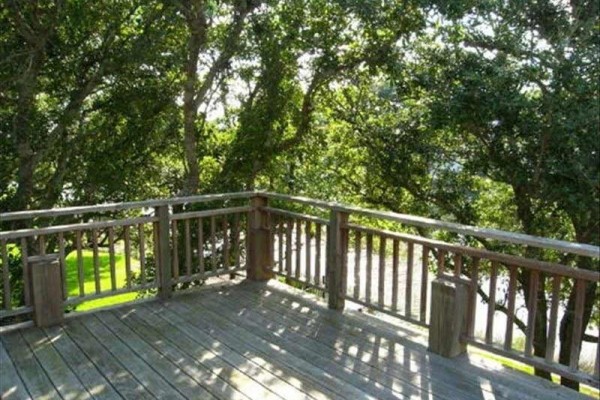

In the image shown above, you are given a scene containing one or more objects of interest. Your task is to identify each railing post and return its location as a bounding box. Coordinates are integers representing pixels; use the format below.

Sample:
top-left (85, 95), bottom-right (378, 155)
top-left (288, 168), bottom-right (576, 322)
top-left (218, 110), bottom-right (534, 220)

top-left (326, 208), bottom-right (349, 310)
top-left (156, 205), bottom-right (172, 299)
top-left (428, 276), bottom-right (469, 357)
top-left (29, 254), bottom-right (63, 327)
top-left (247, 195), bottom-right (274, 281)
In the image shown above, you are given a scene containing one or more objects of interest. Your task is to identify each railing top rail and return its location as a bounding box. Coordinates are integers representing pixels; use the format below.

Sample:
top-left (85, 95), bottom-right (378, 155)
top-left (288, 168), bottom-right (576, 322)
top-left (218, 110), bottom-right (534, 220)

top-left (0, 191), bottom-right (256, 222)
top-left (261, 192), bottom-right (600, 258)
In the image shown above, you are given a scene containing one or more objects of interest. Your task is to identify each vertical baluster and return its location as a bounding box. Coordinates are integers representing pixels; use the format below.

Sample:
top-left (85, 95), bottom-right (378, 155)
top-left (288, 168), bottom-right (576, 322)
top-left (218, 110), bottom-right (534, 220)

top-left (353, 231), bottom-right (362, 299)
top-left (1, 240), bottom-right (10, 310)
top-left (210, 216), bottom-right (217, 272)
top-left (524, 270), bottom-right (539, 357)
top-left (378, 236), bottom-right (386, 308)
top-left (392, 239), bottom-right (399, 312)
top-left (504, 265), bottom-right (517, 351)
top-left (546, 275), bottom-right (562, 362)
top-left (276, 216), bottom-right (283, 273)
top-left (234, 214), bottom-right (241, 269)
top-left (38, 235), bottom-right (46, 255)
top-left (153, 222), bottom-right (160, 285)
top-left (468, 257), bottom-right (479, 339)
top-left (109, 227), bottom-right (116, 291)
top-left (223, 217), bottom-right (230, 271)
top-left (124, 226), bottom-right (132, 288)
top-left (138, 224), bottom-right (146, 286)
top-left (76, 231), bottom-right (84, 296)
top-left (58, 233), bottom-right (67, 299)
top-left (285, 219), bottom-right (292, 278)
top-left (295, 219), bottom-right (301, 279)
top-left (437, 249), bottom-right (446, 276)
top-left (486, 261), bottom-right (498, 344)
top-left (20, 238), bottom-right (31, 306)
top-left (570, 279), bottom-right (586, 369)
top-left (594, 341), bottom-right (599, 380)
top-left (366, 233), bottom-right (373, 304)
top-left (172, 220), bottom-right (179, 280)
top-left (314, 224), bottom-right (322, 286)
top-left (406, 242), bottom-right (414, 318)
top-left (454, 253), bottom-right (462, 276)
top-left (185, 219), bottom-right (192, 276)
top-left (92, 229), bottom-right (101, 293)
top-left (197, 217), bottom-right (205, 277)
top-left (305, 221), bottom-right (312, 284)
top-left (420, 246), bottom-right (429, 323)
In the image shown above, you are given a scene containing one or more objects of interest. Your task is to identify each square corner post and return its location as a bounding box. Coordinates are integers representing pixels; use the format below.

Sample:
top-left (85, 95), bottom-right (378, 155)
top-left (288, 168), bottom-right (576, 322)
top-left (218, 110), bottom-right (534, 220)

top-left (428, 276), bottom-right (470, 358)
top-left (326, 208), bottom-right (349, 311)
top-left (29, 254), bottom-right (64, 327)
top-left (155, 205), bottom-right (173, 300)
top-left (246, 195), bottom-right (274, 281)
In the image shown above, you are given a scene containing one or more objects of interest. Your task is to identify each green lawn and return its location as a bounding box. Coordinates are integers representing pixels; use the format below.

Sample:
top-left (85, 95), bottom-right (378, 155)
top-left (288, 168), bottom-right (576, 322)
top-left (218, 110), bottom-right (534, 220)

top-left (64, 249), bottom-right (141, 311)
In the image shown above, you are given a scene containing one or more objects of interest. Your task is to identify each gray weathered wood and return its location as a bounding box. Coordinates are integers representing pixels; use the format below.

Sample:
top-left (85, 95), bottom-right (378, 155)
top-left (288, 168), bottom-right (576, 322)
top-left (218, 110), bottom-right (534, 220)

top-left (1, 240), bottom-right (10, 310)
top-left (504, 265), bottom-right (517, 351)
top-left (138, 223), bottom-right (146, 285)
top-left (0, 336), bottom-right (30, 399)
top-left (420, 246), bottom-right (429, 323)
top-left (428, 278), bottom-right (468, 358)
top-left (156, 205), bottom-right (172, 299)
top-left (365, 233), bottom-right (373, 304)
top-left (326, 210), bottom-right (349, 310)
top-left (295, 219), bottom-right (301, 280)
top-left (93, 230), bottom-right (101, 293)
top-left (247, 195), bottom-right (273, 281)
top-left (486, 261), bottom-right (498, 345)
top-left (406, 242), bottom-right (413, 317)
top-left (109, 227), bottom-right (117, 291)
top-left (124, 226), bottom-right (132, 288)
top-left (30, 255), bottom-right (63, 327)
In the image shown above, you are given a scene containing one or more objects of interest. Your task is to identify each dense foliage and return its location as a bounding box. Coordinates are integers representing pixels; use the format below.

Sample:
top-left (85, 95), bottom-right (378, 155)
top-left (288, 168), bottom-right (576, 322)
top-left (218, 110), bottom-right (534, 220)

top-left (1, 0), bottom-right (598, 390)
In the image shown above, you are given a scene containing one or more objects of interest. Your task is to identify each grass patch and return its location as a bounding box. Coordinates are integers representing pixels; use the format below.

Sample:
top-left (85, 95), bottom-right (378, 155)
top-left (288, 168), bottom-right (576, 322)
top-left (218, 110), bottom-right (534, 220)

top-left (65, 249), bottom-right (141, 311)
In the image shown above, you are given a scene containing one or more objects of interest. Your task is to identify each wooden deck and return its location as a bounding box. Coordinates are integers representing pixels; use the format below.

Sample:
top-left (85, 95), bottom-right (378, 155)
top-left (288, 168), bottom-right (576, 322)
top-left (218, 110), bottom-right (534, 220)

top-left (0, 279), bottom-right (589, 400)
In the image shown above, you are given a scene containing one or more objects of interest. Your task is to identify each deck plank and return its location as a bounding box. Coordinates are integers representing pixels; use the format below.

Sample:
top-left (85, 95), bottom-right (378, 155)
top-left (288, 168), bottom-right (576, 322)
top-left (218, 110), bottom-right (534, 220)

top-left (1, 331), bottom-right (61, 400)
top-left (64, 318), bottom-right (155, 400)
top-left (124, 305), bottom-right (313, 400)
top-left (43, 325), bottom-right (121, 400)
top-left (20, 327), bottom-right (91, 400)
top-left (98, 309), bottom-right (256, 400)
top-left (166, 300), bottom-right (373, 400)
top-left (0, 337), bottom-right (31, 400)
top-left (144, 302), bottom-right (342, 400)
top-left (81, 313), bottom-right (208, 400)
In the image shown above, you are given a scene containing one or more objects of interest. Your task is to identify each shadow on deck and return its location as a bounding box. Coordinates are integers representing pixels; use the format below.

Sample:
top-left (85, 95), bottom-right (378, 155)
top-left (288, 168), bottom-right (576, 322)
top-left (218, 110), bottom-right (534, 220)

top-left (0, 278), bottom-right (588, 400)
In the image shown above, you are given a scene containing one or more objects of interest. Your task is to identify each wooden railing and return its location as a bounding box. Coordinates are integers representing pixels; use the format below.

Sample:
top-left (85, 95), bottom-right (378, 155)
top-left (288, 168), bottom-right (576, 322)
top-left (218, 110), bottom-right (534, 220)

top-left (1, 191), bottom-right (598, 388)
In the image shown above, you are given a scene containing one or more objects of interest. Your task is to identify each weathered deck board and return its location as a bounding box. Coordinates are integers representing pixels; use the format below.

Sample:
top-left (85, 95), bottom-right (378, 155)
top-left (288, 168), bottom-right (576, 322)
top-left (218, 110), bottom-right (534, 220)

top-left (0, 279), bottom-right (591, 400)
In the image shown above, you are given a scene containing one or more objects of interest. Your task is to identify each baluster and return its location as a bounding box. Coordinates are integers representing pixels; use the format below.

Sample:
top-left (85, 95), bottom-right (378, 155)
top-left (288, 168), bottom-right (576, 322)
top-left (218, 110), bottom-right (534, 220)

top-left (420, 246), bottom-right (429, 323)
top-left (124, 226), bottom-right (132, 288)
top-left (210, 216), bottom-right (217, 271)
top-left (233, 214), bottom-right (241, 270)
top-left (545, 275), bottom-right (562, 362)
top-left (486, 261), bottom-right (498, 344)
top-left (378, 236), bottom-right (386, 308)
top-left (454, 253), bottom-right (462, 276)
top-left (223, 217), bottom-right (230, 271)
top-left (197, 217), bottom-right (205, 277)
top-left (277, 216), bottom-right (283, 273)
top-left (76, 231), bottom-right (84, 296)
top-left (92, 229), bottom-right (101, 293)
top-left (20, 238), bottom-right (31, 305)
top-left (109, 227), bottom-right (116, 291)
top-left (406, 242), bottom-right (414, 317)
top-left (504, 265), bottom-right (517, 351)
top-left (285, 219), bottom-right (292, 278)
top-left (366, 233), bottom-right (373, 304)
top-left (185, 219), bottom-right (192, 276)
top-left (468, 257), bottom-right (479, 339)
top-left (437, 250), bottom-right (446, 276)
top-left (570, 279), bottom-right (586, 369)
top-left (392, 239), bottom-right (399, 312)
top-left (354, 231), bottom-right (362, 299)
top-left (58, 233), bottom-right (67, 300)
top-left (305, 221), bottom-right (311, 284)
top-left (139, 224), bottom-right (146, 285)
top-left (172, 220), bottom-right (179, 280)
top-left (295, 219), bottom-right (302, 279)
top-left (524, 270), bottom-right (539, 357)
top-left (314, 224), bottom-right (322, 286)
top-left (1, 240), bottom-right (10, 310)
